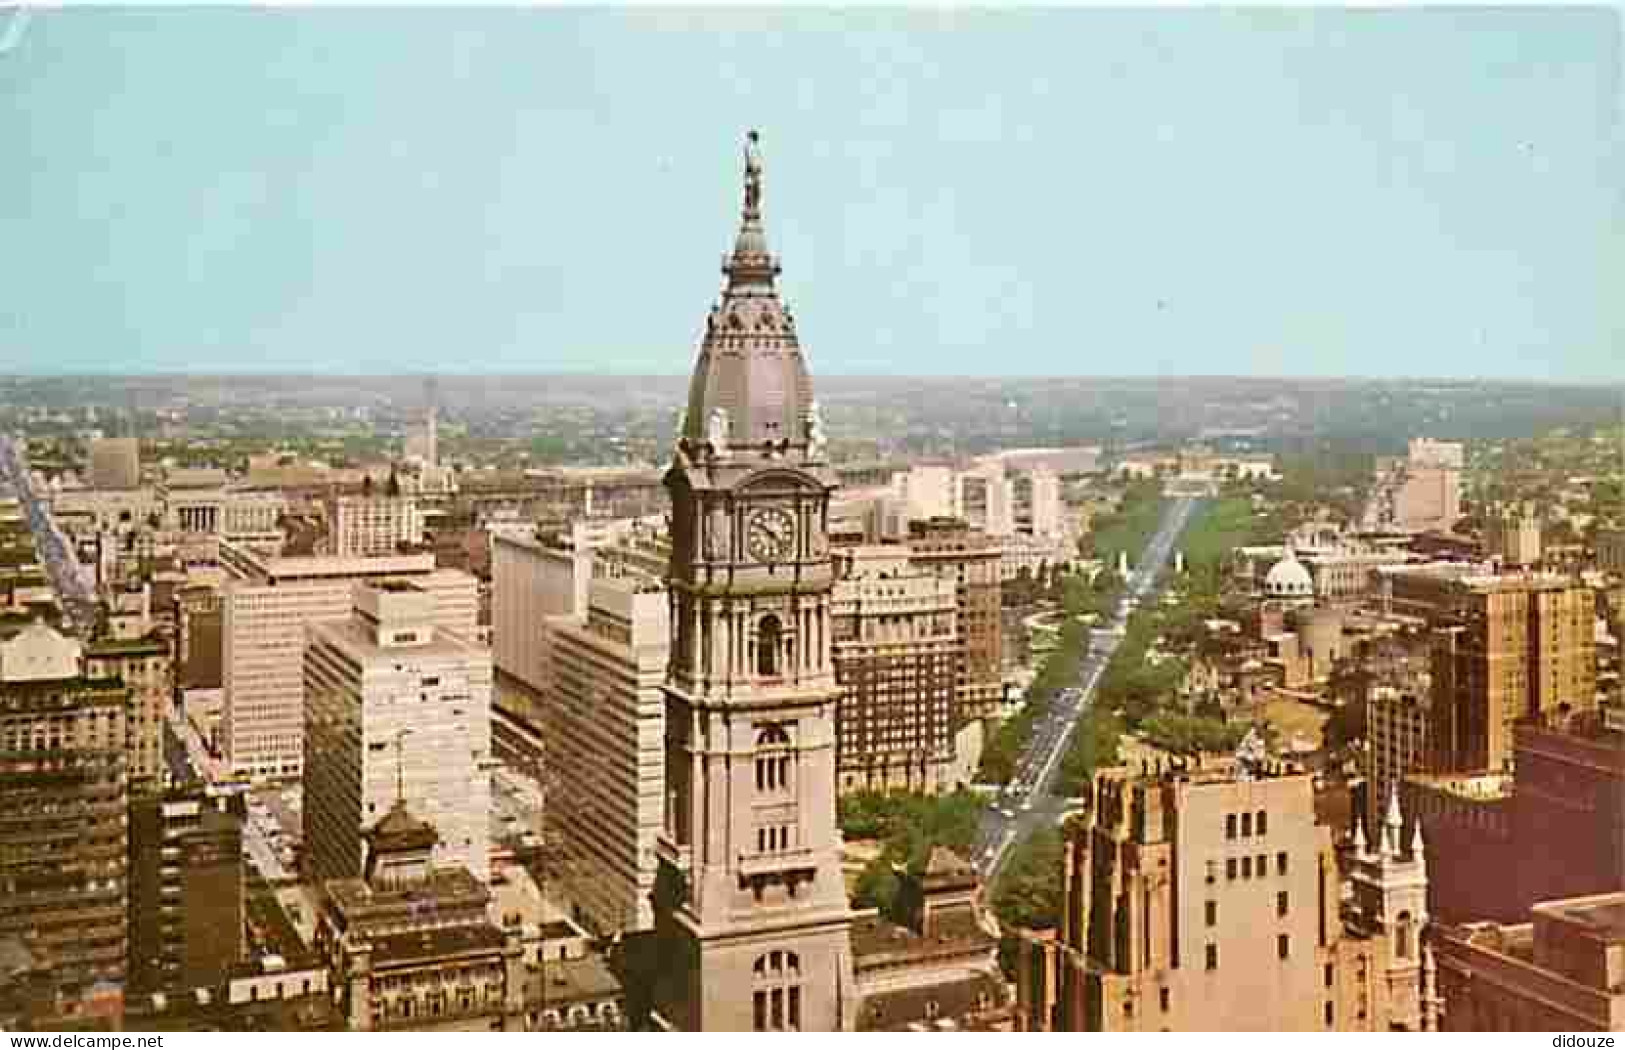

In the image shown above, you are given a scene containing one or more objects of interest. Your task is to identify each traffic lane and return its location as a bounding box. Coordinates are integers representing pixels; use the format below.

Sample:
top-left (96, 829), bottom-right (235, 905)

top-left (972, 497), bottom-right (1198, 872)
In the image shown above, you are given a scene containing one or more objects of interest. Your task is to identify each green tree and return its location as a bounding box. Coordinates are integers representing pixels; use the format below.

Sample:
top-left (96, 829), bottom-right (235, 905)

top-left (852, 855), bottom-right (902, 916)
top-left (991, 828), bottom-right (1065, 931)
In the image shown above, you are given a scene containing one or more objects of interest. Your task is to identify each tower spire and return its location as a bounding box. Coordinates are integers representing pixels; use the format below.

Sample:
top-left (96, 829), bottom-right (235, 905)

top-left (724, 129), bottom-right (780, 290)
top-left (1383, 780), bottom-right (1404, 858)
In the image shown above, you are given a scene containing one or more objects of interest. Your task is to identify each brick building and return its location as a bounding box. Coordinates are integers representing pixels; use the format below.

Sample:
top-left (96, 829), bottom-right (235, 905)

top-left (831, 546), bottom-right (960, 794)
top-left (1432, 892), bottom-right (1625, 1031)
top-left (1407, 708), bottom-right (1625, 924)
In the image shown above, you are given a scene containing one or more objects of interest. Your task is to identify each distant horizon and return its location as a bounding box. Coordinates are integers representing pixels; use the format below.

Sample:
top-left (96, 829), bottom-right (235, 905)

top-left (3, 370), bottom-right (1621, 388)
top-left (4, 8), bottom-right (1621, 380)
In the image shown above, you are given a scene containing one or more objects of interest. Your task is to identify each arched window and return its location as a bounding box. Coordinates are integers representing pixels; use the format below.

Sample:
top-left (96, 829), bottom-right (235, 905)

top-left (755, 724), bottom-right (792, 794)
top-left (752, 951), bottom-right (803, 1031)
top-left (1395, 911), bottom-right (1414, 960)
top-left (757, 615), bottom-right (782, 677)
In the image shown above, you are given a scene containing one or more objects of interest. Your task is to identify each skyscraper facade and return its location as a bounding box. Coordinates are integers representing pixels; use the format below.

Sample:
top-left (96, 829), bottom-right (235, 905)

top-left (1429, 576), bottom-right (1596, 773)
top-left (0, 623), bottom-right (130, 1025)
top-left (303, 579), bottom-right (494, 884)
top-left (1016, 760), bottom-right (1438, 1032)
top-left (220, 545), bottom-right (476, 779)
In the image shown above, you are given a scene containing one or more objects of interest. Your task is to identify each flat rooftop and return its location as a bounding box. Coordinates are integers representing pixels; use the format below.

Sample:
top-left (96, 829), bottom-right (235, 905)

top-left (1547, 897), bottom-right (1625, 939)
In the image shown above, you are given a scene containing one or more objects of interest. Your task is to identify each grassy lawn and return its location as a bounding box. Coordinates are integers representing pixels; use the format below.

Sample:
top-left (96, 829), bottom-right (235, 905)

top-left (1082, 481), bottom-right (1165, 566)
top-left (1180, 495), bottom-right (1264, 570)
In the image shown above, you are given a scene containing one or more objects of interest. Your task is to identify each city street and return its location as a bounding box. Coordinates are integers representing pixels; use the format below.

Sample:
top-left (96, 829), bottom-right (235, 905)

top-left (0, 433), bottom-right (99, 634)
top-left (972, 495), bottom-right (1200, 881)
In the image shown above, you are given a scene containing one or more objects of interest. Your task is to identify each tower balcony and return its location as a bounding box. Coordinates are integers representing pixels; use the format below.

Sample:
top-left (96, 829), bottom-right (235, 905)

top-left (737, 847), bottom-right (817, 878)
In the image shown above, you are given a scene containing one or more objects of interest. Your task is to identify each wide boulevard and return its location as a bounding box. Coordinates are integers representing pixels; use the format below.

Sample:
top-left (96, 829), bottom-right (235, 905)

top-left (972, 495), bottom-right (1200, 880)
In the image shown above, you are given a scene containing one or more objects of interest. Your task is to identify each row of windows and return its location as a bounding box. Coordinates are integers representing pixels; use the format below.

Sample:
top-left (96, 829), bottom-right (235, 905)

top-left (756, 825), bottom-right (795, 854)
top-left (1225, 810), bottom-right (1268, 839)
top-left (752, 985), bottom-right (801, 1031)
top-left (1203, 892), bottom-right (1289, 928)
top-left (1210, 850), bottom-right (1288, 882)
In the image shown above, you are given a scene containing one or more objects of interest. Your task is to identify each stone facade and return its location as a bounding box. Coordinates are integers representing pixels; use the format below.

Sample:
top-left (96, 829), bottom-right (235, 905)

top-left (651, 133), bottom-right (855, 1032)
top-left (1016, 761), bottom-right (1438, 1032)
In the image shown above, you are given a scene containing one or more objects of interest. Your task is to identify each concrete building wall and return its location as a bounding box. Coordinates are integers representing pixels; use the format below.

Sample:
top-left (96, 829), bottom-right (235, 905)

top-left (544, 571), bottom-right (668, 934)
top-left (303, 584), bottom-right (493, 884)
top-left (1395, 467), bottom-right (1461, 532)
top-left (223, 563), bottom-right (477, 779)
top-left (329, 497), bottom-right (422, 558)
top-left (895, 466), bottom-right (958, 522)
top-left (89, 437), bottom-right (140, 490)
top-left (491, 531), bottom-right (585, 695)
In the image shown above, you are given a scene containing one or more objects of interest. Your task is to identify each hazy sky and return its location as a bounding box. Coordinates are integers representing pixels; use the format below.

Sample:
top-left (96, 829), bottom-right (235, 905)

top-left (3, 6), bottom-right (1621, 380)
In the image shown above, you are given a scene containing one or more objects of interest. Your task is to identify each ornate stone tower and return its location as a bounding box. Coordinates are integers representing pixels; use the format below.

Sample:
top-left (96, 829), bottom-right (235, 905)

top-left (651, 131), bottom-right (855, 1032)
top-left (1349, 786), bottom-right (1438, 1031)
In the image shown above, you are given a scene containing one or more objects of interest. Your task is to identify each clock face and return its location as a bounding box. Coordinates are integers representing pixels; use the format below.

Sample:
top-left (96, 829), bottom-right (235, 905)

top-left (746, 507), bottom-right (796, 563)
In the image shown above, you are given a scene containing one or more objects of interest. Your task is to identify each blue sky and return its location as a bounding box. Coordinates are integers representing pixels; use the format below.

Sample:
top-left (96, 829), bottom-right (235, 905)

top-left (2, 6), bottom-right (1620, 380)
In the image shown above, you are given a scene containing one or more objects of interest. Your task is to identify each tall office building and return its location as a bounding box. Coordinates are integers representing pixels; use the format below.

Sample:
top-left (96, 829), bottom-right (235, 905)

top-left (1366, 682), bottom-right (1432, 833)
top-left (85, 635), bottom-right (170, 791)
top-left (325, 495), bottom-right (423, 558)
top-left (893, 465), bottom-right (959, 522)
top-left (830, 545), bottom-right (960, 794)
top-left (1408, 438), bottom-right (1465, 470)
top-left (1484, 503), bottom-right (1542, 567)
top-left (1018, 464), bottom-right (1062, 539)
top-left (1389, 438), bottom-right (1464, 533)
top-left (1016, 758), bottom-right (1437, 1032)
top-left (88, 437), bottom-right (140, 491)
top-left (490, 527), bottom-right (589, 697)
top-left (303, 579), bottom-right (494, 885)
top-left (907, 518), bottom-right (1004, 728)
top-left (956, 460), bottom-right (1013, 537)
top-left (1429, 575), bottom-right (1596, 773)
top-left (403, 376), bottom-right (440, 468)
top-left (544, 553), bottom-right (669, 934)
top-left (221, 544), bottom-right (477, 780)
top-left (650, 131), bottom-right (856, 1032)
top-left (127, 786), bottom-right (243, 994)
top-left (1599, 528), bottom-right (1625, 578)
top-left (0, 622), bottom-right (130, 1025)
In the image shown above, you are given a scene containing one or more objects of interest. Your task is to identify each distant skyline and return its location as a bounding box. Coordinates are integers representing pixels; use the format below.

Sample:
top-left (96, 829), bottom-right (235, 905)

top-left (3, 7), bottom-right (1621, 381)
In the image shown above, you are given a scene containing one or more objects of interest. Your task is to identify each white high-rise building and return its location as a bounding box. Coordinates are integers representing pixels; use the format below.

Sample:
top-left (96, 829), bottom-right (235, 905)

top-left (326, 495), bottom-right (423, 558)
top-left (1408, 437), bottom-right (1465, 470)
top-left (303, 579), bottom-right (494, 884)
top-left (489, 516), bottom-right (661, 699)
top-left (543, 554), bottom-right (669, 934)
top-left (220, 544), bottom-right (477, 779)
top-left (490, 529), bottom-right (589, 696)
top-left (957, 460), bottom-right (1014, 536)
top-left (894, 464), bottom-right (959, 521)
top-left (1020, 464), bottom-right (1062, 539)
